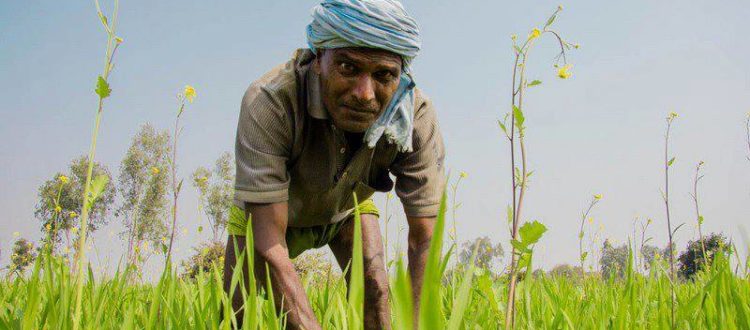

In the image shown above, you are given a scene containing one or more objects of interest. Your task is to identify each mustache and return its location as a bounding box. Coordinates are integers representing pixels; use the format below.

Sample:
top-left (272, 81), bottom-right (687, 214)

top-left (341, 98), bottom-right (379, 113)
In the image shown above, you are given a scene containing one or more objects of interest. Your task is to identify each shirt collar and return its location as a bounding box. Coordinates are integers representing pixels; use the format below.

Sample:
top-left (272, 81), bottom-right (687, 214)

top-left (306, 69), bottom-right (328, 120)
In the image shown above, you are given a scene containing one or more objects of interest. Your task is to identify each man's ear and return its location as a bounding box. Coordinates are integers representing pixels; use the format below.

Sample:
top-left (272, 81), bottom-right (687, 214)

top-left (312, 48), bottom-right (325, 74)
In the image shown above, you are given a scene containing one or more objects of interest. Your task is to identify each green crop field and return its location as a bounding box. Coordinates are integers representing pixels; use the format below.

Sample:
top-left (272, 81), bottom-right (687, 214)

top-left (2, 1), bottom-right (749, 329)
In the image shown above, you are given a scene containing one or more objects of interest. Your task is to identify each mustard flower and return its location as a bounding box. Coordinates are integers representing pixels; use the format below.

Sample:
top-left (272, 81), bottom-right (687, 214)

top-left (184, 85), bottom-right (196, 103)
top-left (528, 28), bottom-right (541, 40)
top-left (557, 64), bottom-right (572, 79)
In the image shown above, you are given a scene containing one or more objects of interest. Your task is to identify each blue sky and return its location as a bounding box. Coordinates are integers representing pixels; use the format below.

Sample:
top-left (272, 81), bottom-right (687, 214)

top-left (1, 0), bottom-right (749, 274)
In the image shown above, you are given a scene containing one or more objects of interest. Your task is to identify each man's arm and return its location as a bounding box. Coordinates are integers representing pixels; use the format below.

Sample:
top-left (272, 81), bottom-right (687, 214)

top-left (223, 202), bottom-right (321, 330)
top-left (406, 216), bottom-right (435, 324)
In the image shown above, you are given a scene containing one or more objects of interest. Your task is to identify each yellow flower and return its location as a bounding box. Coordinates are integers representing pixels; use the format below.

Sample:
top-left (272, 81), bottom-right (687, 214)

top-left (151, 167), bottom-right (160, 175)
top-left (13, 231), bottom-right (20, 237)
top-left (647, 218), bottom-right (653, 225)
top-left (69, 211), bottom-right (78, 218)
top-left (115, 36), bottom-right (123, 44)
top-left (45, 224), bottom-right (52, 231)
top-left (558, 5), bottom-right (563, 11)
top-left (557, 64), bottom-right (573, 79)
top-left (587, 217), bottom-right (594, 224)
top-left (594, 194), bottom-right (603, 200)
top-left (58, 175), bottom-right (69, 184)
top-left (55, 205), bottom-right (62, 213)
top-left (668, 111), bottom-right (678, 120)
top-left (161, 236), bottom-right (168, 244)
top-left (528, 28), bottom-right (541, 40)
top-left (510, 34), bottom-right (517, 41)
top-left (459, 171), bottom-right (468, 179)
top-left (184, 85), bottom-right (196, 103)
top-left (72, 227), bottom-right (79, 234)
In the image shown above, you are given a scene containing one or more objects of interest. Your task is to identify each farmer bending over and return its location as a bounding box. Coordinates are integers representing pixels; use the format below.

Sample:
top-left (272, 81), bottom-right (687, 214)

top-left (223, 1), bottom-right (445, 328)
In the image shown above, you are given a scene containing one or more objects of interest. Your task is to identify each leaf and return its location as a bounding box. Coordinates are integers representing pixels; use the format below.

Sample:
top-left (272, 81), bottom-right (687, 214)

top-left (95, 76), bottom-right (111, 99)
top-left (698, 215), bottom-right (704, 225)
top-left (668, 157), bottom-right (676, 167)
top-left (544, 13), bottom-right (557, 28)
top-left (513, 105), bottom-right (525, 129)
top-left (176, 179), bottom-right (184, 195)
top-left (498, 119), bottom-right (508, 136)
top-left (527, 80), bottom-right (542, 87)
top-left (510, 239), bottom-right (531, 254)
top-left (87, 175), bottom-right (109, 209)
top-left (581, 252), bottom-right (588, 261)
top-left (519, 220), bottom-right (547, 245)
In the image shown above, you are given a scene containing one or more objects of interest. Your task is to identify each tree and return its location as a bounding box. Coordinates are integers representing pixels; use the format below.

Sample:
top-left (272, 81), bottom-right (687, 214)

top-left (191, 152), bottom-right (234, 242)
top-left (459, 236), bottom-right (503, 271)
top-left (34, 156), bottom-right (116, 251)
top-left (180, 241), bottom-right (225, 280)
top-left (548, 263), bottom-right (583, 279)
top-left (7, 238), bottom-right (36, 276)
top-left (678, 233), bottom-right (730, 280)
top-left (599, 239), bottom-right (630, 279)
top-left (116, 124), bottom-right (171, 266)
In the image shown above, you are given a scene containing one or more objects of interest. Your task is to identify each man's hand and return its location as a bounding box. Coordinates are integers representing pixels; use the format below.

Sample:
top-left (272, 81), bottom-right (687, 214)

top-left (222, 202), bottom-right (321, 330)
top-left (406, 216), bottom-right (435, 324)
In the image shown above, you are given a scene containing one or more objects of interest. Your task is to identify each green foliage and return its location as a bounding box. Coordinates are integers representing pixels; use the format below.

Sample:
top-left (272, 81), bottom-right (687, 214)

top-left (95, 76), bottom-right (111, 99)
top-left (34, 156), bottom-right (116, 236)
top-left (116, 124), bottom-right (171, 264)
top-left (678, 233), bottom-right (731, 280)
top-left (6, 238), bottom-right (36, 275)
top-left (459, 236), bottom-right (503, 271)
top-left (511, 220), bottom-right (547, 270)
top-left (191, 151), bottom-right (234, 242)
top-left (179, 241), bottom-right (225, 280)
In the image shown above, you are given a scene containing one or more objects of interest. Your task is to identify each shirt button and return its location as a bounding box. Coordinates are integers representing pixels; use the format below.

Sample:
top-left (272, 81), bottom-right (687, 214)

top-left (340, 147), bottom-right (346, 154)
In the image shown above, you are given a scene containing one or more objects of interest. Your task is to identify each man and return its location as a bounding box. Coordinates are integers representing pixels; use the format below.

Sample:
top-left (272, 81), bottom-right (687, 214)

top-left (223, 1), bottom-right (445, 329)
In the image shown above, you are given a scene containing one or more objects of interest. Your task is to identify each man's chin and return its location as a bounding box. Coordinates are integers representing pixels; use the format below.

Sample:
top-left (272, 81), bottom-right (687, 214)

top-left (335, 120), bottom-right (371, 133)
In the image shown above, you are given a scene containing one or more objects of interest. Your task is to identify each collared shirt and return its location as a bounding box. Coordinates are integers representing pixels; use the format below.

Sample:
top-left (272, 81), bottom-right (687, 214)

top-left (234, 49), bottom-right (445, 227)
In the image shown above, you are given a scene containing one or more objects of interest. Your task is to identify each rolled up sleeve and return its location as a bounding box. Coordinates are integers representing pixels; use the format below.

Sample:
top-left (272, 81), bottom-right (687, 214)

top-left (390, 91), bottom-right (446, 218)
top-left (234, 84), bottom-right (292, 207)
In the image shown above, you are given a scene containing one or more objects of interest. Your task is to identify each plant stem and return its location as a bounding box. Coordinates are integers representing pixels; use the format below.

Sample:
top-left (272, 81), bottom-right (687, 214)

top-left (73, 1), bottom-right (119, 327)
top-left (663, 118), bottom-right (676, 329)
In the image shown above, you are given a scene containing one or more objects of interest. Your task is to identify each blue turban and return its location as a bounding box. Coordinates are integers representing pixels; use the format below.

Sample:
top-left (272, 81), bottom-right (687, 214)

top-left (306, 0), bottom-right (421, 152)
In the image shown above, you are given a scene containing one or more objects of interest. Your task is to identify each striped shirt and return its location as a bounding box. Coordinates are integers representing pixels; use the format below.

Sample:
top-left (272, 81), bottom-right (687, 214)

top-left (234, 49), bottom-right (445, 227)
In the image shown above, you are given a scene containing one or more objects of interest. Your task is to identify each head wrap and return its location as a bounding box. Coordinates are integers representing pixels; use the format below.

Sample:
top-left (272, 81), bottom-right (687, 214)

top-left (306, 0), bottom-right (421, 152)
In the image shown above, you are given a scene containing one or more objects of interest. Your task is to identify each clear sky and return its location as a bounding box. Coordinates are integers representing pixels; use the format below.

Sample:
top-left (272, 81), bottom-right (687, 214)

top-left (1, 0), bottom-right (749, 274)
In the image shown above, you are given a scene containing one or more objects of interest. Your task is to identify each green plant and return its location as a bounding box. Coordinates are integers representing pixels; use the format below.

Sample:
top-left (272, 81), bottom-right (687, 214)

top-left (71, 1), bottom-right (123, 327)
top-left (498, 6), bottom-right (575, 327)
top-left (577, 194), bottom-right (602, 275)
top-left (166, 85), bottom-right (196, 264)
top-left (191, 151), bottom-right (233, 243)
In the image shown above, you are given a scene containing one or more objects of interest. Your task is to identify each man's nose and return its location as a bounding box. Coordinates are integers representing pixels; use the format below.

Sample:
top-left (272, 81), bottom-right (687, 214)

top-left (351, 75), bottom-right (376, 104)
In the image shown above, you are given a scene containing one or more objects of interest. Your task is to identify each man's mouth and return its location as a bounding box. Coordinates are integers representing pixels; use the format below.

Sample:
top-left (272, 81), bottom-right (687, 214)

top-left (342, 105), bottom-right (377, 120)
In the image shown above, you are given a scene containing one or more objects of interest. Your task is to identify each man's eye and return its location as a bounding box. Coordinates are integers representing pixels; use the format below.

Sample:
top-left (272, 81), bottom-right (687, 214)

top-left (376, 71), bottom-right (396, 82)
top-left (339, 62), bottom-right (356, 75)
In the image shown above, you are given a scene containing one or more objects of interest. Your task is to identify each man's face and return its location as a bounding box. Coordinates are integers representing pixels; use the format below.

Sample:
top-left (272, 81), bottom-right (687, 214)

top-left (314, 47), bottom-right (403, 133)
